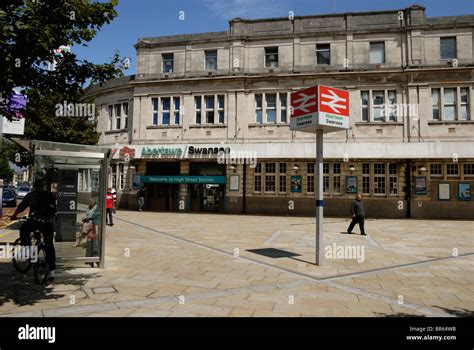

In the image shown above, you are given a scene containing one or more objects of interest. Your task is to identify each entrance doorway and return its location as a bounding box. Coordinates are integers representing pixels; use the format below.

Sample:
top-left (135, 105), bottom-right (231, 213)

top-left (145, 162), bottom-right (180, 212)
top-left (202, 184), bottom-right (224, 212)
top-left (189, 162), bottom-right (226, 213)
top-left (190, 183), bottom-right (225, 212)
top-left (151, 183), bottom-right (179, 211)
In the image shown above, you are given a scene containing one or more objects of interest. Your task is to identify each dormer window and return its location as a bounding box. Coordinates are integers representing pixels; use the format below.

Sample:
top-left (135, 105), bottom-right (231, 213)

top-left (265, 47), bottom-right (278, 68)
top-left (162, 53), bottom-right (174, 73)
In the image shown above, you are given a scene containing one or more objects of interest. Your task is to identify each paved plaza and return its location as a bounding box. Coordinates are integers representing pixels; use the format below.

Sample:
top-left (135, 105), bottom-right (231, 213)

top-left (0, 211), bottom-right (473, 317)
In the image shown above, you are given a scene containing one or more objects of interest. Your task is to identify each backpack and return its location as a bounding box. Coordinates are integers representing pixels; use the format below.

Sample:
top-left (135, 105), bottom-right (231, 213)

top-left (30, 191), bottom-right (57, 221)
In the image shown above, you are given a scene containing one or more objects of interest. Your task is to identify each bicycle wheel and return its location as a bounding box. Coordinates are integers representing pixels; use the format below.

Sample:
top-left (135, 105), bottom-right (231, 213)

top-left (33, 245), bottom-right (49, 286)
top-left (11, 237), bottom-right (32, 273)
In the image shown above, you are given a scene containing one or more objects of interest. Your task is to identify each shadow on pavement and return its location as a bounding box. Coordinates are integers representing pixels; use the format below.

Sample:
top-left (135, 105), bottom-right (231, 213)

top-left (247, 248), bottom-right (301, 259)
top-left (376, 307), bottom-right (474, 317)
top-left (0, 261), bottom-right (99, 308)
top-left (246, 247), bottom-right (317, 266)
top-left (434, 307), bottom-right (474, 317)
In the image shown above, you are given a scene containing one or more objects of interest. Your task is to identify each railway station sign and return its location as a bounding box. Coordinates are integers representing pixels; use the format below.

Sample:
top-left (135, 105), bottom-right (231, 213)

top-left (290, 85), bottom-right (350, 133)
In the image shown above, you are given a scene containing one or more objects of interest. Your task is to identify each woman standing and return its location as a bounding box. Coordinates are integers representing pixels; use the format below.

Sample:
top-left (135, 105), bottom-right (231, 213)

top-left (106, 187), bottom-right (114, 226)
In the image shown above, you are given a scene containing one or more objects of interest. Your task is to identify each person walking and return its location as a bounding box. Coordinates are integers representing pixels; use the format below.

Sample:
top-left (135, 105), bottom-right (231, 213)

top-left (106, 187), bottom-right (114, 226)
top-left (347, 193), bottom-right (366, 236)
top-left (137, 186), bottom-right (147, 212)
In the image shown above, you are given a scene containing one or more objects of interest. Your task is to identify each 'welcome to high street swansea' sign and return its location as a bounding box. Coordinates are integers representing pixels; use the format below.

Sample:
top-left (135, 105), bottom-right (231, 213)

top-left (140, 175), bottom-right (227, 184)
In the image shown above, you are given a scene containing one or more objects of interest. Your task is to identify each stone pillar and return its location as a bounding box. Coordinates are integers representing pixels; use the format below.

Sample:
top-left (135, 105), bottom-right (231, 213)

top-left (417, 84), bottom-right (430, 140)
top-left (180, 161), bottom-right (189, 211)
top-left (231, 40), bottom-right (244, 73)
top-left (409, 30), bottom-right (423, 65)
top-left (346, 32), bottom-right (354, 69)
top-left (293, 36), bottom-right (300, 71)
top-left (134, 96), bottom-right (144, 142)
top-left (185, 44), bottom-right (192, 73)
top-left (226, 163), bottom-right (244, 213)
top-left (136, 161), bottom-right (146, 175)
top-left (408, 85), bottom-right (420, 142)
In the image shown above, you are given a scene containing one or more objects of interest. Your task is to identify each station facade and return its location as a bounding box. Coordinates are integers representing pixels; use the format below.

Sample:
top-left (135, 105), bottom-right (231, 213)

top-left (87, 5), bottom-right (474, 219)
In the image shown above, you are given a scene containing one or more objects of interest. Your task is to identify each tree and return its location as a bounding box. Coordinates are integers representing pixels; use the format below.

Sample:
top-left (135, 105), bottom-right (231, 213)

top-left (25, 88), bottom-right (100, 143)
top-left (0, 155), bottom-right (14, 182)
top-left (0, 0), bottom-right (124, 165)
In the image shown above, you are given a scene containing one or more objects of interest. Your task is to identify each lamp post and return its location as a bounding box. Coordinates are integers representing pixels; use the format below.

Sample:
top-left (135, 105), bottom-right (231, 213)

top-left (418, 165), bottom-right (427, 175)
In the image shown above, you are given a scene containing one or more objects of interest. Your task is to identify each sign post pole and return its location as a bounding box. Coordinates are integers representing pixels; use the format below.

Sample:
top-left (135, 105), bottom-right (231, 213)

top-left (316, 129), bottom-right (323, 265)
top-left (0, 180), bottom-right (3, 219)
top-left (0, 93), bottom-right (3, 155)
top-left (0, 93), bottom-right (5, 218)
top-left (290, 85), bottom-right (350, 266)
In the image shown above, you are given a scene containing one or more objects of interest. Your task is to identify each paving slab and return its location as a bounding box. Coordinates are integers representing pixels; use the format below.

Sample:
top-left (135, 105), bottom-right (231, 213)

top-left (0, 211), bottom-right (472, 317)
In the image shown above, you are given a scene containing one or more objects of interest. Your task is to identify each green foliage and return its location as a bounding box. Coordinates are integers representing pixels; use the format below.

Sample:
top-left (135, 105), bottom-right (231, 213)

top-left (23, 88), bottom-right (100, 145)
top-left (0, 0), bottom-right (124, 166)
top-left (0, 153), bottom-right (14, 181)
top-left (3, 142), bottom-right (32, 168)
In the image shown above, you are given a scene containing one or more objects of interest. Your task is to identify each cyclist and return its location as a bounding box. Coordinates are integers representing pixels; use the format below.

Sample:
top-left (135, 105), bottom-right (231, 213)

top-left (10, 178), bottom-right (57, 281)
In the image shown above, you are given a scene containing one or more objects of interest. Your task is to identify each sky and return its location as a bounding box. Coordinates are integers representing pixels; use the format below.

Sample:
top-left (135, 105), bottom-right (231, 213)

top-left (74, 0), bottom-right (474, 75)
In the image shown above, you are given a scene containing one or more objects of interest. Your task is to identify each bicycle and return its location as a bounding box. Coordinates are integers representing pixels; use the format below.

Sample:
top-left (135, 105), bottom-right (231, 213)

top-left (11, 216), bottom-right (50, 286)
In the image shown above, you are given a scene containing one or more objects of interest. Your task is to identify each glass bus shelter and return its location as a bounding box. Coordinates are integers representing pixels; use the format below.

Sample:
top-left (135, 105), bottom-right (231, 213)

top-left (15, 139), bottom-right (110, 268)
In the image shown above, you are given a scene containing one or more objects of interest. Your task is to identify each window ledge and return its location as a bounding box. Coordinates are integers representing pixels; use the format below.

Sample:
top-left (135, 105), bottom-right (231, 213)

top-left (146, 125), bottom-right (181, 129)
top-left (355, 122), bottom-right (403, 126)
top-left (249, 123), bottom-right (290, 128)
top-left (189, 124), bottom-right (227, 128)
top-left (428, 120), bottom-right (474, 125)
top-left (105, 129), bottom-right (128, 135)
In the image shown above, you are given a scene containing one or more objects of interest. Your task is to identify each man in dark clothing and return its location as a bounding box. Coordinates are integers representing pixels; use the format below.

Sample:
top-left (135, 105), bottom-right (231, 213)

top-left (10, 179), bottom-right (57, 280)
top-left (137, 186), bottom-right (147, 212)
top-left (347, 193), bottom-right (366, 236)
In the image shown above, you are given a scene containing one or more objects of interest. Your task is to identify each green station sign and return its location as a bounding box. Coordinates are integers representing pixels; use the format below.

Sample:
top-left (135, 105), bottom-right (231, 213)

top-left (141, 147), bottom-right (183, 156)
top-left (140, 175), bottom-right (226, 184)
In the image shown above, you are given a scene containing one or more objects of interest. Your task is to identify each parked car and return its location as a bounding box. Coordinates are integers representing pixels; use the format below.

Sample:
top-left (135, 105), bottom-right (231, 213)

top-left (3, 185), bottom-right (16, 194)
top-left (16, 186), bottom-right (31, 199)
top-left (2, 188), bottom-right (17, 207)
